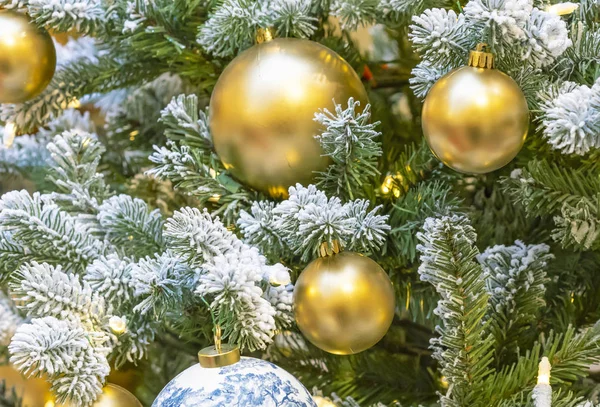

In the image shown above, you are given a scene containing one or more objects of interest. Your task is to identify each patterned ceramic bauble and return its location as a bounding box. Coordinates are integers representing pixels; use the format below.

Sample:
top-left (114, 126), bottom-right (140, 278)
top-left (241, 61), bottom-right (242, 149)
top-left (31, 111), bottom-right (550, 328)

top-left (92, 383), bottom-right (142, 407)
top-left (293, 248), bottom-right (395, 355)
top-left (0, 364), bottom-right (54, 407)
top-left (0, 11), bottom-right (56, 103)
top-left (152, 354), bottom-right (316, 406)
top-left (421, 44), bottom-right (529, 174)
top-left (210, 32), bottom-right (368, 198)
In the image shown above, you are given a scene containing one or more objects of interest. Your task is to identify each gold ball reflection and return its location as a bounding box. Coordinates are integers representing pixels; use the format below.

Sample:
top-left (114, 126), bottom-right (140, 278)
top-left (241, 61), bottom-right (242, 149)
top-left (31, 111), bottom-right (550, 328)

top-left (0, 11), bottom-right (56, 103)
top-left (210, 38), bottom-right (368, 197)
top-left (91, 383), bottom-right (142, 407)
top-left (293, 251), bottom-right (395, 355)
top-left (422, 66), bottom-right (529, 174)
top-left (0, 364), bottom-right (54, 407)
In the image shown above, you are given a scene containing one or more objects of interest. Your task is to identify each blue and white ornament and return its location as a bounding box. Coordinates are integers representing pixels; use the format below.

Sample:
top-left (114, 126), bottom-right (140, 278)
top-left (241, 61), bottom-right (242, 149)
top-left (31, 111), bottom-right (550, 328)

top-left (152, 357), bottom-right (317, 407)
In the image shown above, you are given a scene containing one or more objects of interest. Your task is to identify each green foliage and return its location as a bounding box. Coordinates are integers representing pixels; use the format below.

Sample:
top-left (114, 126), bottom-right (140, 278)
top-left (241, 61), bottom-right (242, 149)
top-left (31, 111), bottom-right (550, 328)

top-left (417, 215), bottom-right (495, 407)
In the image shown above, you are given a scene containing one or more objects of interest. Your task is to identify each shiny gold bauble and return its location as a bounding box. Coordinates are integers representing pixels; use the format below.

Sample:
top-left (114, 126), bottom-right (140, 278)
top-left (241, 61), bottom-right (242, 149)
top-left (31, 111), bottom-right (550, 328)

top-left (91, 383), bottom-right (142, 407)
top-left (0, 11), bottom-right (56, 103)
top-left (210, 38), bottom-right (368, 197)
top-left (422, 65), bottom-right (529, 174)
top-left (0, 364), bottom-right (54, 407)
top-left (293, 251), bottom-right (395, 355)
top-left (106, 363), bottom-right (141, 395)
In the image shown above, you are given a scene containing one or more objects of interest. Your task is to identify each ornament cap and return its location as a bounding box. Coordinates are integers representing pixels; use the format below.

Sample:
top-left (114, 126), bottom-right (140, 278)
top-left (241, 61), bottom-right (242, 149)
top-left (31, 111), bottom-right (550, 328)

top-left (199, 325), bottom-right (240, 368)
top-left (319, 240), bottom-right (342, 258)
top-left (198, 344), bottom-right (241, 368)
top-left (255, 27), bottom-right (274, 44)
top-left (468, 43), bottom-right (495, 69)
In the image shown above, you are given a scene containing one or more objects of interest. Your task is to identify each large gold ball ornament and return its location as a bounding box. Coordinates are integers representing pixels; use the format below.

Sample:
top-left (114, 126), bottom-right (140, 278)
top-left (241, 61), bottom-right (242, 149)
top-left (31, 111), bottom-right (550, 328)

top-left (293, 251), bottom-right (395, 355)
top-left (210, 37), bottom-right (368, 197)
top-left (421, 47), bottom-right (529, 174)
top-left (91, 383), bottom-right (142, 407)
top-left (0, 364), bottom-right (54, 407)
top-left (0, 11), bottom-right (56, 103)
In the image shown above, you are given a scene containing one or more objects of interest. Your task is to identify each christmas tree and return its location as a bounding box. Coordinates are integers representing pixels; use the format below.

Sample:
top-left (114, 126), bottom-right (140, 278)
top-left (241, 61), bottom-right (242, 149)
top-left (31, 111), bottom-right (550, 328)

top-left (0, 0), bottom-right (599, 406)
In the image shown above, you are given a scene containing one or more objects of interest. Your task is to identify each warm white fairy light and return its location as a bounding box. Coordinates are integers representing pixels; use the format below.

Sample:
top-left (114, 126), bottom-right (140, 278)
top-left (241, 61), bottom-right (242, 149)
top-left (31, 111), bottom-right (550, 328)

top-left (547, 2), bottom-right (579, 15)
top-left (313, 396), bottom-right (336, 407)
top-left (3, 122), bottom-right (16, 148)
top-left (109, 316), bottom-right (127, 334)
top-left (533, 357), bottom-right (552, 407)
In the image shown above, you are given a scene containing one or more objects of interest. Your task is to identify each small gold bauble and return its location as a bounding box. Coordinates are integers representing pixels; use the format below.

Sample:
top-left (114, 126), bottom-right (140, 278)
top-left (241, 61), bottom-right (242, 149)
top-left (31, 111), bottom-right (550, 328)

top-left (210, 37), bottom-right (368, 197)
top-left (91, 383), bottom-right (142, 407)
top-left (0, 11), bottom-right (56, 103)
top-left (0, 364), bottom-right (54, 407)
top-left (293, 251), bottom-right (395, 355)
top-left (422, 53), bottom-right (529, 174)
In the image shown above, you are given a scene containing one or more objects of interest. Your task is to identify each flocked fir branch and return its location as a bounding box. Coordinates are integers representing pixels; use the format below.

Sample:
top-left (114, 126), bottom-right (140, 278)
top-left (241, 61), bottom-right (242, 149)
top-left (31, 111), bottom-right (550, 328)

top-left (417, 215), bottom-right (494, 406)
top-left (314, 98), bottom-right (383, 200)
top-left (0, 0), bottom-right (600, 405)
top-left (478, 241), bottom-right (553, 362)
top-left (149, 94), bottom-right (253, 224)
top-left (0, 129), bottom-right (295, 405)
top-left (503, 163), bottom-right (600, 251)
top-left (239, 184), bottom-right (390, 261)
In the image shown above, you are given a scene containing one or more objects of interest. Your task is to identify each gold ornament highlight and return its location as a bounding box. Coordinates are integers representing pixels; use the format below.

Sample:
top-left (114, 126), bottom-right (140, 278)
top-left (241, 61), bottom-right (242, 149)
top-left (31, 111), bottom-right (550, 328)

top-left (0, 11), bottom-right (56, 103)
top-left (90, 383), bottom-right (142, 407)
top-left (421, 44), bottom-right (529, 174)
top-left (0, 364), bottom-right (54, 407)
top-left (293, 247), bottom-right (395, 355)
top-left (210, 35), bottom-right (368, 198)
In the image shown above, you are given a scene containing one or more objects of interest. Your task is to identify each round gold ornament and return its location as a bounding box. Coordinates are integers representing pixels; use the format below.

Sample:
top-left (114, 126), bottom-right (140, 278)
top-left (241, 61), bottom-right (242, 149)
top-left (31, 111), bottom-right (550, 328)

top-left (0, 364), bottom-right (54, 407)
top-left (210, 36), bottom-right (368, 198)
top-left (421, 45), bottom-right (529, 174)
top-left (293, 250), bottom-right (395, 355)
top-left (0, 11), bottom-right (56, 103)
top-left (91, 383), bottom-right (142, 407)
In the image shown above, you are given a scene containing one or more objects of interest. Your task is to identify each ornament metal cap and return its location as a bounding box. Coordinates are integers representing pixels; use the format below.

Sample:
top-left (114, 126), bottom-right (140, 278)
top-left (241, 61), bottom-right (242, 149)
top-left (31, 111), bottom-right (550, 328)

top-left (319, 240), bottom-right (342, 258)
top-left (198, 325), bottom-right (241, 368)
top-left (255, 27), bottom-right (274, 43)
top-left (468, 43), bottom-right (495, 69)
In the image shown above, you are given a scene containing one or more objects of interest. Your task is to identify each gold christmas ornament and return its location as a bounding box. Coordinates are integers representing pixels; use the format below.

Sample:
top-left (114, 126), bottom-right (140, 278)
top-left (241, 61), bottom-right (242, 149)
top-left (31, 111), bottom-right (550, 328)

top-left (421, 44), bottom-right (529, 174)
top-left (90, 384), bottom-right (142, 407)
top-left (210, 36), bottom-right (368, 198)
top-left (0, 364), bottom-right (54, 407)
top-left (0, 11), bottom-right (56, 103)
top-left (293, 247), bottom-right (395, 355)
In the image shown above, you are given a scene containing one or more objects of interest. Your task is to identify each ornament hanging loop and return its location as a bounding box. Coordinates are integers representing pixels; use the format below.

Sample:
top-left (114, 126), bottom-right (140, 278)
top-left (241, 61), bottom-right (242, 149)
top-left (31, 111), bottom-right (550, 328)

top-left (198, 324), bottom-right (241, 368)
top-left (319, 240), bottom-right (342, 258)
top-left (468, 43), bottom-right (495, 69)
top-left (214, 324), bottom-right (222, 354)
top-left (256, 27), bottom-right (274, 43)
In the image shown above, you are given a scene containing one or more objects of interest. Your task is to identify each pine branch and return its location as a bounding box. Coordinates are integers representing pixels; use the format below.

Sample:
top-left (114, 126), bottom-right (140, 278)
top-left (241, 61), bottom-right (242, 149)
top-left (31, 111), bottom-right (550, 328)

top-left (9, 317), bottom-right (110, 406)
top-left (479, 241), bottom-right (553, 365)
top-left (96, 195), bottom-right (165, 258)
top-left (10, 261), bottom-right (107, 330)
top-left (0, 191), bottom-right (105, 271)
top-left (239, 184), bottom-right (390, 261)
top-left (416, 215), bottom-right (495, 407)
top-left (315, 98), bottom-right (383, 201)
top-left (46, 131), bottom-right (111, 213)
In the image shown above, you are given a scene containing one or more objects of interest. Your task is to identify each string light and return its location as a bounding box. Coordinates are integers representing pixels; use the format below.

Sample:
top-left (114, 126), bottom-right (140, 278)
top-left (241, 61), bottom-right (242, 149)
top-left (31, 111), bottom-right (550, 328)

top-left (208, 194), bottom-right (221, 203)
top-left (313, 396), bottom-right (336, 407)
top-left (537, 357), bottom-right (551, 385)
top-left (67, 98), bottom-right (81, 109)
top-left (533, 357), bottom-right (552, 407)
top-left (547, 2), bottom-right (579, 15)
top-left (3, 121), bottom-right (16, 148)
top-left (109, 316), bottom-right (128, 335)
top-left (381, 173), bottom-right (405, 198)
